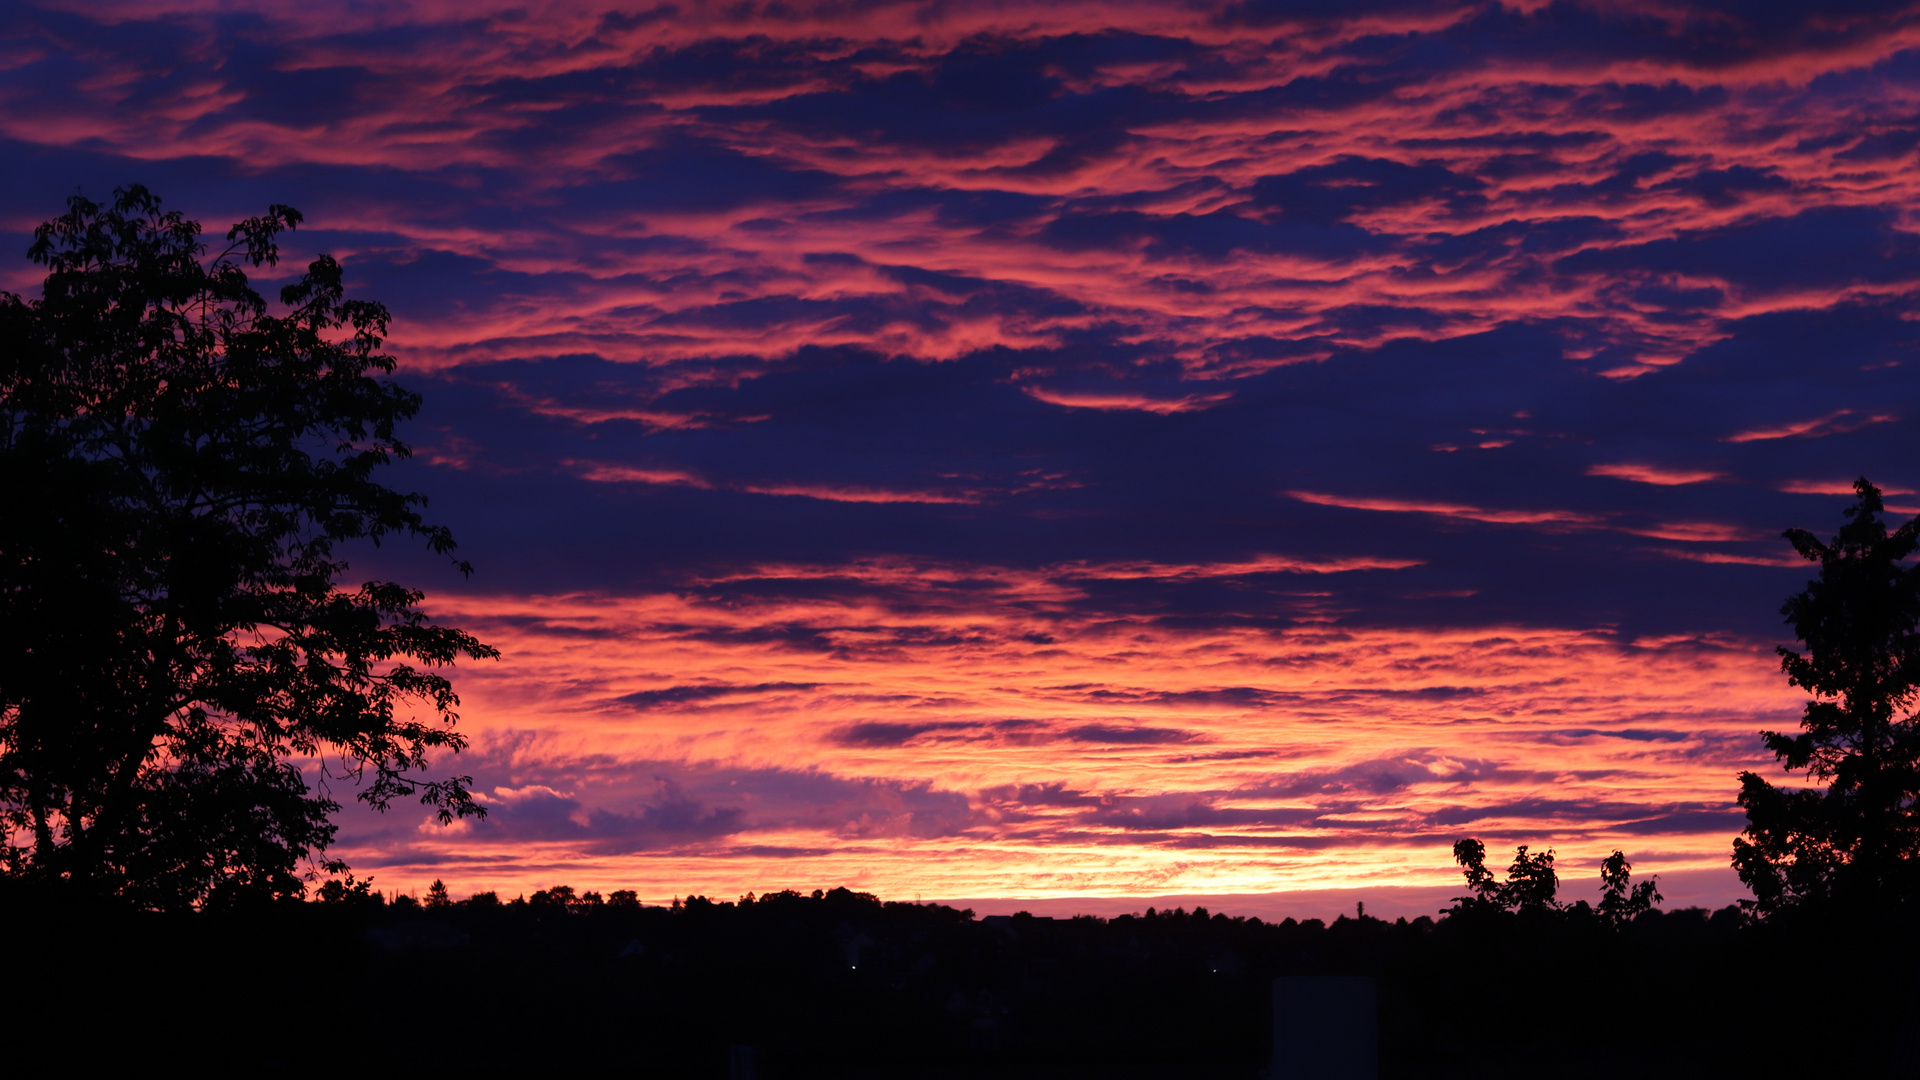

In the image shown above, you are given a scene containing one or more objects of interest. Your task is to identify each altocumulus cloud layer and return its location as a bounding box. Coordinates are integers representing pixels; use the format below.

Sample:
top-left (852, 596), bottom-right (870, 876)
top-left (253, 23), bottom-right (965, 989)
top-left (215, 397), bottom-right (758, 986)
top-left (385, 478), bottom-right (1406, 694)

top-left (6, 0), bottom-right (1920, 906)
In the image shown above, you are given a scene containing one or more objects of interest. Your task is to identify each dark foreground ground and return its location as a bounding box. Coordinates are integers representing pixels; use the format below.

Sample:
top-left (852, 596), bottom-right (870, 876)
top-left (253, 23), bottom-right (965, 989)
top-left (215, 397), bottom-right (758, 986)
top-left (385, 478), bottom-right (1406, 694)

top-left (5, 887), bottom-right (1916, 1078)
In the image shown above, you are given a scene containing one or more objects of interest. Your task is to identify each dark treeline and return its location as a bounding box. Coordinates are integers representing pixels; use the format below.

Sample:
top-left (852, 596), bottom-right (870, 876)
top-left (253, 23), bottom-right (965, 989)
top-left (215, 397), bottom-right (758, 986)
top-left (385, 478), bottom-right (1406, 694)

top-left (3, 882), bottom-right (1915, 1078)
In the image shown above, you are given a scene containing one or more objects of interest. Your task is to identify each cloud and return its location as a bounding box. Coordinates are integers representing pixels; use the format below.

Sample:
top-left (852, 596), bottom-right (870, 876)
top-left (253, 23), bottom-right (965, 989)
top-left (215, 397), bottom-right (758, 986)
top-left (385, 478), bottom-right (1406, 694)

top-left (1622, 521), bottom-right (1752, 543)
top-left (1778, 479), bottom-right (1915, 495)
top-left (1036, 208), bottom-right (1385, 262)
top-left (1283, 491), bottom-right (1603, 526)
top-left (1650, 548), bottom-right (1804, 567)
top-left (592, 137), bottom-right (847, 215)
top-left (1239, 753), bottom-right (1515, 798)
top-left (739, 482), bottom-right (981, 504)
top-left (572, 460), bottom-right (984, 504)
top-left (1554, 207), bottom-right (1920, 294)
top-left (1586, 464), bottom-right (1723, 486)
top-left (575, 464), bottom-right (712, 487)
top-left (1062, 724), bottom-right (1201, 745)
top-left (1022, 386), bottom-right (1237, 414)
top-left (613, 682), bottom-right (821, 709)
top-left (584, 784), bottom-right (747, 850)
top-left (832, 721), bottom-right (971, 747)
top-left (1245, 155), bottom-right (1487, 225)
top-left (1060, 554), bottom-right (1424, 578)
top-left (1724, 409), bottom-right (1900, 443)
top-left (20, 0), bottom-right (1920, 908)
top-left (1649, 165), bottom-right (1793, 208)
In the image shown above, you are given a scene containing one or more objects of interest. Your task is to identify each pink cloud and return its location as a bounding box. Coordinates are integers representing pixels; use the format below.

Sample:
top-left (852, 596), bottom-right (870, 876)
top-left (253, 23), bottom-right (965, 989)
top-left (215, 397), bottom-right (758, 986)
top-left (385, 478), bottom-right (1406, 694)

top-left (1062, 554), bottom-right (1424, 579)
top-left (1022, 387), bottom-right (1237, 414)
top-left (740, 483), bottom-right (980, 505)
top-left (1287, 492), bottom-right (1755, 546)
top-left (1778, 479), bottom-right (1915, 495)
top-left (1650, 548), bottom-right (1804, 567)
top-left (1588, 463), bottom-right (1724, 485)
top-left (1283, 491), bottom-right (1603, 526)
top-left (1724, 410), bottom-right (1899, 443)
top-left (572, 463), bottom-right (711, 488)
top-left (1623, 521), bottom-right (1754, 543)
top-left (572, 466), bottom-right (979, 504)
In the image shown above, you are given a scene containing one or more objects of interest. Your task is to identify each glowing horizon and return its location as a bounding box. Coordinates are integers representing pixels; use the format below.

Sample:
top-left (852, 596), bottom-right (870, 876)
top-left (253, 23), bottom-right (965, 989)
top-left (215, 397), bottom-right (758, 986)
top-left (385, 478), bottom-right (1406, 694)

top-left (337, 585), bottom-right (1799, 904)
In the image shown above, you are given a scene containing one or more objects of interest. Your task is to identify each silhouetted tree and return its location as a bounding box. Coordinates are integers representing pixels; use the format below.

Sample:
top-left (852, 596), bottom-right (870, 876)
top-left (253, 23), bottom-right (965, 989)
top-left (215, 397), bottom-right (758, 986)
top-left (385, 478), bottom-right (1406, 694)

top-left (1452, 838), bottom-right (1499, 906)
top-left (1733, 479), bottom-right (1920, 913)
top-left (426, 879), bottom-right (452, 908)
top-left (0, 186), bottom-right (495, 908)
top-left (1501, 844), bottom-right (1558, 911)
top-left (316, 875), bottom-right (379, 905)
top-left (1596, 850), bottom-right (1660, 927)
top-left (1450, 838), bottom-right (1559, 913)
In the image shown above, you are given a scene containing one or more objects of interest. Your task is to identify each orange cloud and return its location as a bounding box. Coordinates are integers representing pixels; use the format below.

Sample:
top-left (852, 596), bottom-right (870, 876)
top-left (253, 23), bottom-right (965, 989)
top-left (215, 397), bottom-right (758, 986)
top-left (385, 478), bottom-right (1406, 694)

top-left (323, 576), bottom-right (1796, 905)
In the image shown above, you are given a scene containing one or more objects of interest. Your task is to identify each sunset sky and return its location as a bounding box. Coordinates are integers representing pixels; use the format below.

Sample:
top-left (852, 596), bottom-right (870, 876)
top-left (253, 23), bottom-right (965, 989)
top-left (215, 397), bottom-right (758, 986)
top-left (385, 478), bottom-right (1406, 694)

top-left (6, 0), bottom-right (1919, 916)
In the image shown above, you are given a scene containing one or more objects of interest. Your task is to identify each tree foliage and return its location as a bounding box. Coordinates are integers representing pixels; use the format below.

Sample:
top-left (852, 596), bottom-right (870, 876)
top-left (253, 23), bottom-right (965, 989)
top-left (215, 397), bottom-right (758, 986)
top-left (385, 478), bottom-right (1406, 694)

top-left (0, 186), bottom-right (495, 908)
top-left (1450, 838), bottom-right (1559, 913)
top-left (1451, 840), bottom-right (1663, 926)
top-left (1596, 850), bottom-right (1660, 927)
top-left (1733, 479), bottom-right (1920, 913)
